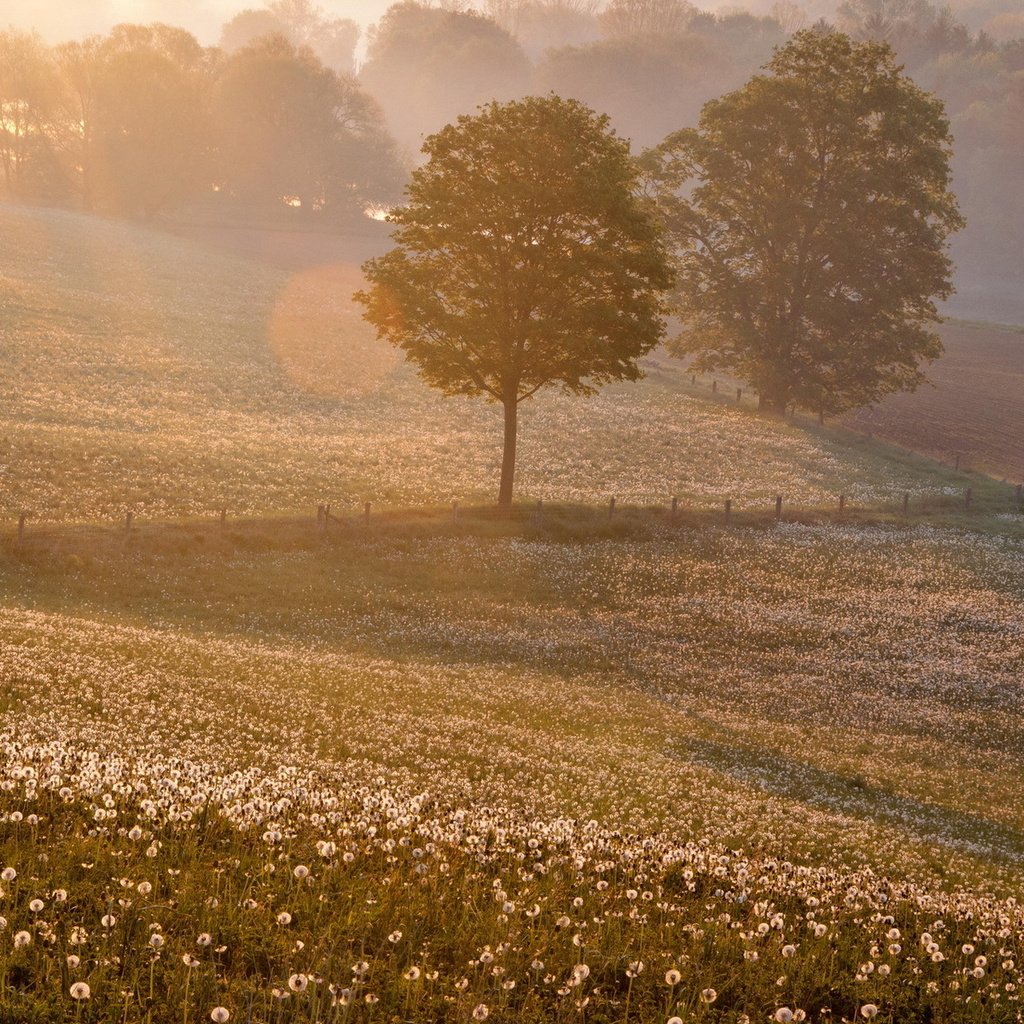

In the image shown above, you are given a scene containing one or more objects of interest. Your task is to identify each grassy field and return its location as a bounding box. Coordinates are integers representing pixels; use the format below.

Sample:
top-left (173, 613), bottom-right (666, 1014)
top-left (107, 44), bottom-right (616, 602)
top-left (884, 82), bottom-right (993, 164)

top-left (2, 204), bottom-right (1024, 1022)
top-left (1, 203), bottom-right (1016, 524)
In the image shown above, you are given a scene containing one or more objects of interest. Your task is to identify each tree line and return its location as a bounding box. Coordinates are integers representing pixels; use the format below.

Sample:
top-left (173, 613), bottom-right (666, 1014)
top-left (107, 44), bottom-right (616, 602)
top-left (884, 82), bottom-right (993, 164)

top-left (0, 19), bottom-right (403, 220)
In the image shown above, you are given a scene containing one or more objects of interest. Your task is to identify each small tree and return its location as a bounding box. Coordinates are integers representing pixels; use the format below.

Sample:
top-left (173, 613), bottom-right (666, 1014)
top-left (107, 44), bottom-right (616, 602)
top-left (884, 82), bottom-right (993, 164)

top-left (646, 30), bottom-right (964, 417)
top-left (356, 95), bottom-right (673, 508)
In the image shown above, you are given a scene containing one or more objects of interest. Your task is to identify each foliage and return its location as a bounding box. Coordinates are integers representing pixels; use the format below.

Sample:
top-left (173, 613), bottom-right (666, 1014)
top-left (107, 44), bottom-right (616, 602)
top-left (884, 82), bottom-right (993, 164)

top-left (221, 0), bottom-right (360, 75)
top-left (357, 95), bottom-right (674, 506)
top-left (360, 1), bottom-right (531, 152)
top-left (87, 24), bottom-right (217, 219)
top-left (647, 30), bottom-right (964, 416)
top-left (213, 34), bottom-right (403, 215)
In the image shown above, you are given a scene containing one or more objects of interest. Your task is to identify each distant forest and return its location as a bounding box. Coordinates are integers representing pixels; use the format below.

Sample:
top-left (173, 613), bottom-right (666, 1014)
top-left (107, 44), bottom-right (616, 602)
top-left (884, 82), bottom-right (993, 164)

top-left (1, 0), bottom-right (1021, 301)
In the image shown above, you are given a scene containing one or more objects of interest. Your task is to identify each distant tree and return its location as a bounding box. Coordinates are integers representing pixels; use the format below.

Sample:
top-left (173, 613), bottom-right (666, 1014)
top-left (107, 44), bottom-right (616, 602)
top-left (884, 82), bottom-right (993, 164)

top-left (483, 0), bottom-right (600, 58)
top-left (0, 30), bottom-right (60, 198)
top-left (52, 37), bottom-right (103, 210)
top-left (837, 0), bottom-right (970, 64)
top-left (213, 34), bottom-right (403, 215)
top-left (646, 31), bottom-right (964, 417)
top-left (537, 35), bottom-right (725, 147)
top-left (222, 1), bottom-right (360, 74)
top-left (220, 9), bottom-right (289, 52)
top-left (361, 2), bottom-right (530, 151)
top-left (356, 96), bottom-right (674, 508)
top-left (598, 0), bottom-right (697, 39)
top-left (90, 25), bottom-right (216, 218)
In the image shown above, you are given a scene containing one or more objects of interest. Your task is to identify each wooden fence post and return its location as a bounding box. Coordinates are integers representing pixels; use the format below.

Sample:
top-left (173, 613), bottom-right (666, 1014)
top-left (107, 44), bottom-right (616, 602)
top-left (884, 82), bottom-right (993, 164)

top-left (364, 501), bottom-right (371, 525)
top-left (711, 380), bottom-right (718, 394)
top-left (775, 495), bottom-right (783, 521)
top-left (736, 387), bottom-right (742, 402)
top-left (17, 513), bottom-right (25, 545)
top-left (838, 494), bottom-right (846, 515)
top-left (535, 500), bottom-right (543, 525)
top-left (220, 508), bottom-right (227, 530)
top-left (451, 500), bottom-right (459, 522)
top-left (724, 499), bottom-right (732, 525)
top-left (608, 497), bottom-right (616, 520)
top-left (124, 511), bottom-right (133, 536)
top-left (954, 453), bottom-right (961, 471)
top-left (1016, 483), bottom-right (1022, 507)
top-left (965, 487), bottom-right (972, 509)
top-left (902, 492), bottom-right (909, 516)
top-left (670, 496), bottom-right (678, 523)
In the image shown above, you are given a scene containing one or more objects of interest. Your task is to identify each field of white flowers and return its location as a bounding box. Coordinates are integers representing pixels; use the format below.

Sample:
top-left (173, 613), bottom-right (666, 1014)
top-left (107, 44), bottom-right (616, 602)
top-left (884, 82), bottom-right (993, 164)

top-left (3, 518), bottom-right (1024, 1021)
top-left (0, 204), bottom-right (998, 523)
top-left (2, 203), bottom-right (1024, 1021)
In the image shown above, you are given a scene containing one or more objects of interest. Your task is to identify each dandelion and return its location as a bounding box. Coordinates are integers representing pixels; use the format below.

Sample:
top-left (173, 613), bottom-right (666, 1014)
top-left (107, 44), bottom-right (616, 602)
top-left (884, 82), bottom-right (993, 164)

top-left (70, 982), bottom-right (91, 1000)
top-left (197, 932), bottom-right (212, 945)
top-left (293, 865), bottom-right (309, 879)
top-left (668, 1018), bottom-right (683, 1024)
top-left (665, 969), bottom-right (681, 985)
top-left (288, 973), bottom-right (308, 992)
top-left (403, 966), bottom-right (421, 981)
top-left (388, 929), bottom-right (402, 943)
top-left (210, 1009), bottom-right (230, 1023)
top-left (775, 1009), bottom-right (794, 1023)
top-left (860, 1006), bottom-right (879, 1020)
top-left (472, 1004), bottom-right (489, 1020)
top-left (1, 867), bottom-right (16, 882)
top-left (13, 930), bottom-right (31, 948)
top-left (276, 912), bottom-right (292, 925)
top-left (701, 988), bottom-right (718, 1003)
top-left (28, 898), bottom-right (44, 912)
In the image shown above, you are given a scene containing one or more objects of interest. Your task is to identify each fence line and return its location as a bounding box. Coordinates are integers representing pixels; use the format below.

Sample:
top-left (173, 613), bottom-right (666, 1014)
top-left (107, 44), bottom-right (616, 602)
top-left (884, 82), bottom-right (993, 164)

top-left (7, 483), bottom-right (1024, 548)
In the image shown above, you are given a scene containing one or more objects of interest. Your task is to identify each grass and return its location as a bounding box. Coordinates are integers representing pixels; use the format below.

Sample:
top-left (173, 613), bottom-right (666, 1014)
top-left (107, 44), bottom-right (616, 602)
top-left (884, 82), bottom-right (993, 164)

top-left (2, 203), bottom-right (1024, 1021)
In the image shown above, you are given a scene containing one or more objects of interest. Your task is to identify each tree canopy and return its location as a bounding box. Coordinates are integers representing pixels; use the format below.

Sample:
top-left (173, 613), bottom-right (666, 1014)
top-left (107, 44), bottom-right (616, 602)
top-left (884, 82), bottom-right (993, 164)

top-left (356, 95), bottom-right (674, 507)
top-left (646, 30), bottom-right (964, 416)
top-left (213, 34), bottom-right (403, 216)
top-left (360, 2), bottom-right (531, 152)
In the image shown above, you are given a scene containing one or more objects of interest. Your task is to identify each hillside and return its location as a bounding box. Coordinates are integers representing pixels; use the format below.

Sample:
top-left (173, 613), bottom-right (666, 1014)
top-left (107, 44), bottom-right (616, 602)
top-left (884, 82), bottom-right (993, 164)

top-left (2, 205), bottom-right (1024, 1022)
top-left (0, 204), bottom-right (1010, 525)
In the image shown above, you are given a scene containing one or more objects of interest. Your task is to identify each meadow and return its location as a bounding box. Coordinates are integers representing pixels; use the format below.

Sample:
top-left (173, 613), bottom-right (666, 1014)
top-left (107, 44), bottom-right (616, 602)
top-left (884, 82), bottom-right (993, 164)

top-left (0, 204), bottom-right (1013, 525)
top-left (2, 204), bottom-right (1024, 1022)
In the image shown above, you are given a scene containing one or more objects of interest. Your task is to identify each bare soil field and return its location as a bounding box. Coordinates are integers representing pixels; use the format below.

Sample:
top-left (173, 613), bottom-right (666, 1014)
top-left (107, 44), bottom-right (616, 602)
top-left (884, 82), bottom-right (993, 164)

top-left (844, 319), bottom-right (1024, 482)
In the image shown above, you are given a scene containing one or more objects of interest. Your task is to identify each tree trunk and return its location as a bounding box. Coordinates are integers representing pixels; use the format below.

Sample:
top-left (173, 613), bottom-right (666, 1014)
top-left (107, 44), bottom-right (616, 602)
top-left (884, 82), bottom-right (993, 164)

top-left (498, 398), bottom-right (518, 510)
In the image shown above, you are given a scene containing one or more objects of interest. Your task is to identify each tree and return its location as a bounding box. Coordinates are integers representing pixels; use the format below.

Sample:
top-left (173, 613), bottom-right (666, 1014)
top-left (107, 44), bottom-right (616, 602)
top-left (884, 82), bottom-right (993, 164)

top-left (645, 30), bottom-right (963, 417)
top-left (221, 2), bottom-right (360, 75)
top-left (0, 30), bottom-right (60, 199)
top-left (598, 0), bottom-right (697, 39)
top-left (90, 25), bottom-right (216, 218)
top-left (483, 0), bottom-right (600, 59)
top-left (213, 34), bottom-right (403, 216)
top-left (536, 34), bottom-right (725, 148)
top-left (360, 2), bottom-right (530, 152)
top-left (356, 96), bottom-right (674, 508)
top-left (53, 37), bottom-right (103, 210)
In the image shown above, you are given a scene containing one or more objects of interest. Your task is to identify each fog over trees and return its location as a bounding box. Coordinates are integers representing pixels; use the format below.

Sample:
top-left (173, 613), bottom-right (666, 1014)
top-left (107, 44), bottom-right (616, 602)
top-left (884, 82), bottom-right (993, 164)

top-left (0, 0), bottom-right (1020, 310)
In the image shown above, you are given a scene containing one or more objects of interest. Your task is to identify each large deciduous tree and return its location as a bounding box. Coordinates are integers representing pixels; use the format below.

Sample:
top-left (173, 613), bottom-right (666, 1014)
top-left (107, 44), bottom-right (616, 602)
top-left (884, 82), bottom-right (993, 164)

top-left (356, 96), bottom-right (674, 508)
top-left (646, 30), bottom-right (964, 416)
